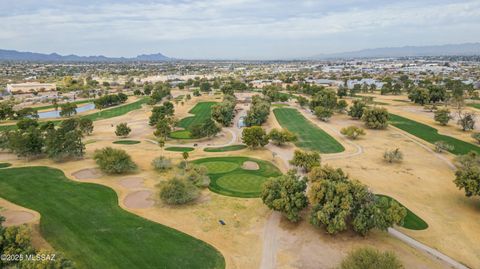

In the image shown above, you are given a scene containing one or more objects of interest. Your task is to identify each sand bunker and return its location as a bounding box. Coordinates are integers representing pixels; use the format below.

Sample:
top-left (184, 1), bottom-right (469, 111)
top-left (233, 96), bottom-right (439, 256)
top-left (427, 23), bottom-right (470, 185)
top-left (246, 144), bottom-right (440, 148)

top-left (72, 168), bottom-right (103, 180)
top-left (2, 210), bottom-right (35, 227)
top-left (119, 177), bottom-right (144, 189)
top-left (242, 161), bottom-right (260, 170)
top-left (124, 190), bottom-right (155, 209)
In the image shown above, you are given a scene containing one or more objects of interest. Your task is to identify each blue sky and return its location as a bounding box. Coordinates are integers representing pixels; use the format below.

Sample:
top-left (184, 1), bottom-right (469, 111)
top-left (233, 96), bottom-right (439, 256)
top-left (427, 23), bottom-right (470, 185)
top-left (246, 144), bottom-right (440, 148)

top-left (1, 0), bottom-right (479, 59)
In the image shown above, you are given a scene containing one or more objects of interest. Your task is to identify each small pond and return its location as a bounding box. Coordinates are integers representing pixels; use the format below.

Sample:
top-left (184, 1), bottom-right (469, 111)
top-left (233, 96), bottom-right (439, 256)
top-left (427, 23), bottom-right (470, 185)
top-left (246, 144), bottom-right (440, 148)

top-left (38, 103), bottom-right (96, 119)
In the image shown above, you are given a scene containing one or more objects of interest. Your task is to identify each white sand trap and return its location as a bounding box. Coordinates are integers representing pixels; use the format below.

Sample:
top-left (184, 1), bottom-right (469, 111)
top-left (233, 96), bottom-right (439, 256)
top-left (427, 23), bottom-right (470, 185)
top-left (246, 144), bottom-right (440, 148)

top-left (119, 177), bottom-right (144, 189)
top-left (2, 210), bottom-right (35, 227)
top-left (124, 190), bottom-right (155, 209)
top-left (72, 168), bottom-right (103, 180)
top-left (242, 161), bottom-right (259, 170)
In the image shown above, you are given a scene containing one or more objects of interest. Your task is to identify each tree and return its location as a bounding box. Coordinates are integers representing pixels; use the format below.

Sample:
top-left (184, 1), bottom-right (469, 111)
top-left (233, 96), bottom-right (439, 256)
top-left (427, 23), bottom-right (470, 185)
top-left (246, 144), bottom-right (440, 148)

top-left (211, 95), bottom-right (236, 126)
top-left (340, 247), bottom-right (403, 269)
top-left (434, 108), bottom-right (452, 126)
top-left (383, 148), bottom-right (403, 163)
top-left (289, 150), bottom-right (320, 172)
top-left (7, 125), bottom-right (44, 159)
top-left (115, 122), bottom-right (131, 138)
top-left (159, 178), bottom-right (199, 205)
top-left (340, 126), bottom-right (366, 140)
top-left (454, 152), bottom-right (480, 198)
top-left (79, 118), bottom-right (94, 135)
top-left (59, 102), bottom-right (77, 117)
top-left (0, 101), bottom-right (14, 120)
top-left (268, 128), bottom-right (297, 145)
top-left (93, 147), bottom-right (137, 174)
top-left (154, 118), bottom-right (173, 139)
top-left (361, 107), bottom-right (389, 129)
top-left (336, 99), bottom-right (348, 113)
top-left (242, 126), bottom-right (269, 148)
top-left (408, 88), bottom-right (429, 105)
top-left (337, 86), bottom-right (348, 98)
top-left (200, 82), bottom-right (212, 92)
top-left (261, 170), bottom-right (308, 222)
top-left (296, 96), bottom-right (309, 107)
top-left (182, 151), bottom-right (189, 162)
top-left (348, 100), bottom-right (367, 119)
top-left (310, 89), bottom-right (337, 111)
top-left (244, 95), bottom-right (271, 126)
top-left (314, 106), bottom-right (333, 122)
top-left (457, 112), bottom-right (475, 131)
top-left (434, 141), bottom-right (454, 153)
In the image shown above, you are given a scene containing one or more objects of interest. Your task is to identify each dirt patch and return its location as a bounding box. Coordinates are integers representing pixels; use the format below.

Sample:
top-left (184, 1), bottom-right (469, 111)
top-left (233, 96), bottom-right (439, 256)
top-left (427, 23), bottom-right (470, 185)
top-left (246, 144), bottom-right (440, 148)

top-left (242, 161), bottom-right (260, 170)
top-left (124, 190), bottom-right (155, 209)
top-left (119, 177), bottom-right (144, 189)
top-left (2, 210), bottom-right (35, 227)
top-left (72, 168), bottom-right (103, 180)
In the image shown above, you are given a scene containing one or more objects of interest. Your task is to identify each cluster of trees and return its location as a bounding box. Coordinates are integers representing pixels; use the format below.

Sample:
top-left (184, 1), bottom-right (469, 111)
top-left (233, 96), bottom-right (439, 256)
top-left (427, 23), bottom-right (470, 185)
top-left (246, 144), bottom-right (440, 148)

top-left (59, 102), bottom-right (78, 117)
top-left (241, 127), bottom-right (297, 148)
top-left (262, 165), bottom-right (407, 236)
top-left (262, 85), bottom-right (290, 102)
top-left (433, 107), bottom-right (476, 132)
top-left (289, 150), bottom-right (321, 172)
top-left (340, 126), bottom-right (365, 140)
top-left (211, 93), bottom-right (237, 126)
top-left (244, 95), bottom-right (271, 126)
top-left (93, 93), bottom-right (128, 109)
top-left (0, 118), bottom-right (91, 161)
top-left (93, 147), bottom-right (137, 174)
top-left (0, 102), bottom-right (39, 120)
top-left (190, 118), bottom-right (221, 139)
top-left (346, 100), bottom-right (389, 129)
top-left (0, 216), bottom-right (75, 268)
top-left (220, 80), bottom-right (248, 94)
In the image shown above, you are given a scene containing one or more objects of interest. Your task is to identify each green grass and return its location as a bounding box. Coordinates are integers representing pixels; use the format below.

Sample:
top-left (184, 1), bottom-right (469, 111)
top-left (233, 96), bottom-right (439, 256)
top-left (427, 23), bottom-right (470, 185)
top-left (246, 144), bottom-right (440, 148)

top-left (113, 140), bottom-right (141, 145)
top-left (389, 113), bottom-right (480, 155)
top-left (273, 108), bottom-right (345, 153)
top-left (33, 99), bottom-right (93, 111)
top-left (467, 103), bottom-right (480, 110)
top-left (0, 163), bottom-right (11, 169)
top-left (170, 102), bottom-right (217, 139)
top-left (192, 157), bottom-right (282, 198)
top-left (164, 146), bottom-right (195, 152)
top-left (376, 194), bottom-right (428, 230)
top-left (0, 166), bottom-right (225, 269)
top-left (170, 130), bottom-right (192, 139)
top-left (204, 144), bottom-right (247, 152)
top-left (0, 98), bottom-right (148, 131)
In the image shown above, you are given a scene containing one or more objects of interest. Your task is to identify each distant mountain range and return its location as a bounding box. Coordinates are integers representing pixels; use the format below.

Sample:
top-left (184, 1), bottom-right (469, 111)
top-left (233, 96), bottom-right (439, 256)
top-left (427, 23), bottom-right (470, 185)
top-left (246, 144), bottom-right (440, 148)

top-left (0, 49), bottom-right (171, 62)
top-left (311, 43), bottom-right (480, 59)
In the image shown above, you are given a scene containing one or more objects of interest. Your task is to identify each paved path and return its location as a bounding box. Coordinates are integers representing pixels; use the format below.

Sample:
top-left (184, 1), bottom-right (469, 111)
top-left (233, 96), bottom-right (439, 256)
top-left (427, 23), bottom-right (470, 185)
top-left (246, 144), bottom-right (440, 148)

top-left (259, 212), bottom-right (281, 269)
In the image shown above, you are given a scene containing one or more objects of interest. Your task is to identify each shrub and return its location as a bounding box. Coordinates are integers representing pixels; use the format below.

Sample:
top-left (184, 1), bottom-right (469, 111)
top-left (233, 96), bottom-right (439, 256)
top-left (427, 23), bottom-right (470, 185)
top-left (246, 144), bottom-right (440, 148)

top-left (159, 178), bottom-right (199, 205)
top-left (314, 106), bottom-right (333, 122)
top-left (340, 247), bottom-right (403, 269)
top-left (340, 126), bottom-right (365, 140)
top-left (457, 112), bottom-right (476, 131)
top-left (268, 128), bottom-right (297, 145)
top-left (383, 148), bottom-right (403, 163)
top-left (434, 141), bottom-right (454, 153)
top-left (115, 122), bottom-right (131, 137)
top-left (151, 156), bottom-right (173, 172)
top-left (361, 107), bottom-right (389, 129)
top-left (93, 147), bottom-right (137, 174)
top-left (183, 165), bottom-right (211, 187)
top-left (434, 108), bottom-right (451, 126)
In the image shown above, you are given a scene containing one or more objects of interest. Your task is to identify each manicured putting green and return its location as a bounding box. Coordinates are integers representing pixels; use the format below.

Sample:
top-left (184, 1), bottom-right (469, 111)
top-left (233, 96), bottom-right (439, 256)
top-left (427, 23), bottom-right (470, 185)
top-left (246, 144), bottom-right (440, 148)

top-left (201, 161), bottom-right (239, 174)
top-left (113, 140), bottom-right (140, 145)
top-left (376, 194), bottom-right (428, 230)
top-left (165, 146), bottom-right (195, 152)
top-left (273, 108), bottom-right (345, 153)
top-left (0, 163), bottom-right (11, 169)
top-left (0, 166), bottom-right (225, 269)
top-left (170, 130), bottom-right (192, 139)
top-left (204, 144), bottom-right (247, 152)
top-left (171, 102), bottom-right (217, 139)
top-left (192, 157), bottom-right (282, 198)
top-left (389, 113), bottom-right (480, 155)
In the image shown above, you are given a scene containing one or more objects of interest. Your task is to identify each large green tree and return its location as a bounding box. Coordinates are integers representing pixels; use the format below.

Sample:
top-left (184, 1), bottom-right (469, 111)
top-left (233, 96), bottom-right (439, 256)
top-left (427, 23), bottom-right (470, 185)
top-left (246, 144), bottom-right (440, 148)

top-left (242, 126), bottom-right (269, 148)
top-left (289, 150), bottom-right (321, 172)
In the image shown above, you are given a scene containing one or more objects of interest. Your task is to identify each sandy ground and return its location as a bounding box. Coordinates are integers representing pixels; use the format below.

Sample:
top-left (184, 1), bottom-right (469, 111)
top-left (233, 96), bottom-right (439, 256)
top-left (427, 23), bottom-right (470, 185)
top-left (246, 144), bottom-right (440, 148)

top-left (72, 168), bottom-right (103, 179)
top-left (0, 92), bottom-right (472, 269)
top-left (124, 190), bottom-right (155, 209)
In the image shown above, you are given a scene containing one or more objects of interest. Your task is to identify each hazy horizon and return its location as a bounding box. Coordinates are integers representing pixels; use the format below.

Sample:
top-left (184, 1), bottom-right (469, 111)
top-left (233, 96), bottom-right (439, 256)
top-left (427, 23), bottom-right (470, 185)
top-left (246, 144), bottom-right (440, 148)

top-left (2, 0), bottom-right (480, 60)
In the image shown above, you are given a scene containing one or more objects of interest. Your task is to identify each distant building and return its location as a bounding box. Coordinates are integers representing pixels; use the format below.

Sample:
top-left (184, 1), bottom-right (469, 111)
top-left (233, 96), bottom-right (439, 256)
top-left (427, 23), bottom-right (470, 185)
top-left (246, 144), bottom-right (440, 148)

top-left (250, 79), bottom-right (282, 88)
top-left (6, 82), bottom-right (56, 94)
